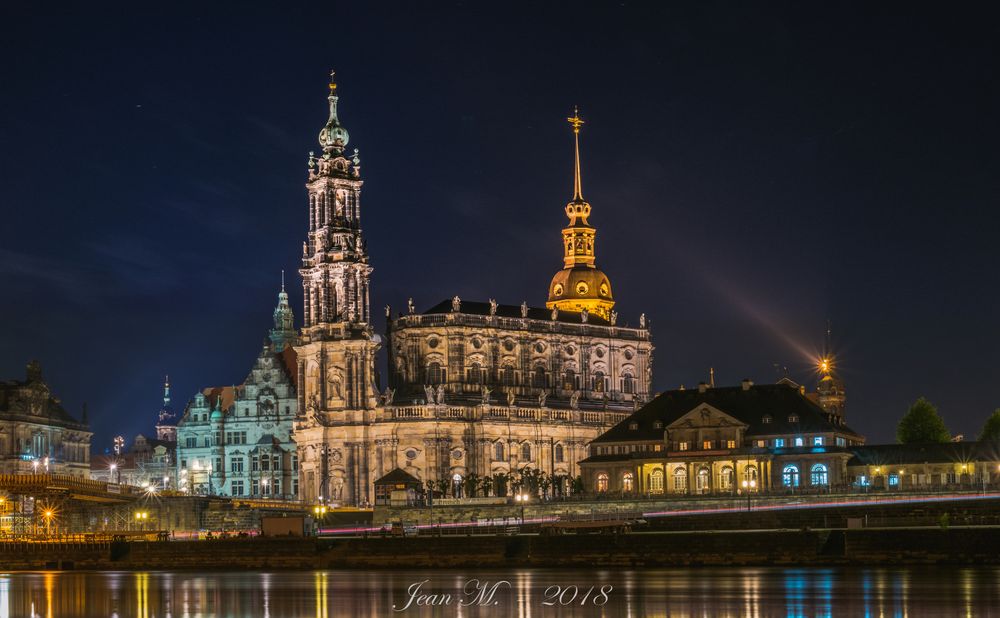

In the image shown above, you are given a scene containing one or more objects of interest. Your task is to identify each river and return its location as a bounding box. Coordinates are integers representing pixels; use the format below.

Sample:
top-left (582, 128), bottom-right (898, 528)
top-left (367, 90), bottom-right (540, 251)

top-left (1, 567), bottom-right (997, 617)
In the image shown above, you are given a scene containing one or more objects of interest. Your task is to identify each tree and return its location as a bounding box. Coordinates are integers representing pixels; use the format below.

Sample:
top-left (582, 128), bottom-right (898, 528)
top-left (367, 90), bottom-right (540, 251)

top-left (897, 397), bottom-right (950, 444)
top-left (979, 409), bottom-right (1000, 443)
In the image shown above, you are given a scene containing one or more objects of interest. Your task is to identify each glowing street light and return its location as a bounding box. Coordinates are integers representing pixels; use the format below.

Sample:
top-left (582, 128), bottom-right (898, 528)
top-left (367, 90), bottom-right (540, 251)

top-left (741, 479), bottom-right (757, 511)
top-left (42, 509), bottom-right (55, 536)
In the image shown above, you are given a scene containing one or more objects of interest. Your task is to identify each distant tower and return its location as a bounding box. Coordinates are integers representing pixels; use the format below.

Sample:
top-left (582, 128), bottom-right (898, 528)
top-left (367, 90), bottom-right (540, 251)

top-left (816, 323), bottom-right (846, 423)
top-left (269, 271), bottom-right (298, 352)
top-left (155, 375), bottom-right (178, 442)
top-left (546, 108), bottom-right (615, 320)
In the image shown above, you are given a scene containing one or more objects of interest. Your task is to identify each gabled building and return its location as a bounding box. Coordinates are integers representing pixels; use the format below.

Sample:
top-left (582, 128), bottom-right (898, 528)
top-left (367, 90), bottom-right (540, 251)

top-left (176, 285), bottom-right (300, 499)
top-left (579, 380), bottom-right (865, 495)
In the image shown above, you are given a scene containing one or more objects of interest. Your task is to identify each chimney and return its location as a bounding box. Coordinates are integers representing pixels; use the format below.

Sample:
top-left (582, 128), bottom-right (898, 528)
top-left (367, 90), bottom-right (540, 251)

top-left (741, 378), bottom-right (753, 391)
top-left (697, 382), bottom-right (708, 394)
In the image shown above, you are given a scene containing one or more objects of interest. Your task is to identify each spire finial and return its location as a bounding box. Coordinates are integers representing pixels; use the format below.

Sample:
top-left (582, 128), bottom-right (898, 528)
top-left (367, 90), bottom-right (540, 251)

top-left (318, 70), bottom-right (349, 154)
top-left (329, 69), bottom-right (337, 93)
top-left (567, 107), bottom-right (585, 201)
top-left (281, 270), bottom-right (285, 293)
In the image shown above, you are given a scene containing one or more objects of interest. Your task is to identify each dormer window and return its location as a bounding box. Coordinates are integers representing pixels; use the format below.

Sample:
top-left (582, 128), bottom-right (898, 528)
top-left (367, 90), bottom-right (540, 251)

top-left (653, 421), bottom-right (663, 429)
top-left (788, 414), bottom-right (799, 423)
top-left (629, 422), bottom-right (639, 430)
top-left (762, 415), bottom-right (773, 424)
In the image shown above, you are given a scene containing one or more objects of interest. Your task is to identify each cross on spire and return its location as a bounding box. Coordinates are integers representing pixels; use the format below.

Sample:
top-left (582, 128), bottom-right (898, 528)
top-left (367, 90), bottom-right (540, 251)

top-left (567, 106), bottom-right (585, 201)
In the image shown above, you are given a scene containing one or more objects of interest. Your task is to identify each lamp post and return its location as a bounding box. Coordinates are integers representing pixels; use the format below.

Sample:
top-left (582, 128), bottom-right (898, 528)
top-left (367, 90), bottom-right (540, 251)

top-left (741, 479), bottom-right (756, 511)
top-left (514, 492), bottom-right (529, 524)
top-left (31, 460), bottom-right (38, 474)
top-left (42, 509), bottom-right (54, 537)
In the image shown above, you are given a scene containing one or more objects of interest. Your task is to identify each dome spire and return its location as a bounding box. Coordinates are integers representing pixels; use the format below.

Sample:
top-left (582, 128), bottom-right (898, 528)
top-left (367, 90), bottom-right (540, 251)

top-left (568, 106), bottom-right (585, 201)
top-left (318, 69), bottom-right (350, 155)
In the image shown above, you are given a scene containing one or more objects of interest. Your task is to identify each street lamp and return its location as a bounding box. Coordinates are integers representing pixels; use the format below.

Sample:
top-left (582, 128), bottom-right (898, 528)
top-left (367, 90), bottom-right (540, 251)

top-left (43, 456), bottom-right (49, 473)
top-left (31, 460), bottom-right (39, 474)
top-left (514, 492), bottom-right (529, 524)
top-left (42, 509), bottom-right (55, 536)
top-left (741, 479), bottom-right (756, 511)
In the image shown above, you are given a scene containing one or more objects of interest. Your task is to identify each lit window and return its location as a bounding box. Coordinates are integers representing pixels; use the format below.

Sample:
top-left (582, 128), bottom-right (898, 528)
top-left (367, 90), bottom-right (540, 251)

top-left (673, 467), bottom-right (688, 491)
top-left (813, 436), bottom-right (824, 446)
top-left (622, 472), bottom-right (634, 492)
top-left (727, 440), bottom-right (736, 449)
top-left (782, 464), bottom-right (800, 487)
top-left (756, 440), bottom-right (766, 448)
top-left (653, 444), bottom-right (662, 452)
top-left (653, 421), bottom-right (663, 429)
top-left (762, 415), bottom-right (772, 424)
top-left (650, 469), bottom-right (664, 493)
top-left (836, 437), bottom-right (847, 447)
top-left (811, 463), bottom-right (828, 486)
top-left (794, 437), bottom-right (804, 447)
top-left (702, 440), bottom-right (712, 450)
top-left (596, 473), bottom-right (609, 492)
top-left (857, 475), bottom-right (869, 487)
top-left (788, 414), bottom-right (799, 423)
top-left (629, 422), bottom-right (639, 430)
top-left (679, 442), bottom-right (689, 451)
top-left (774, 438), bottom-right (785, 448)
top-left (888, 474), bottom-right (899, 487)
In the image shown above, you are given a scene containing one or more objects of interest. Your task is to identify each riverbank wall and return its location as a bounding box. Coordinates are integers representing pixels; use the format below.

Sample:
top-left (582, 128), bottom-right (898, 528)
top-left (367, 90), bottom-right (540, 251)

top-left (3, 527), bottom-right (1000, 570)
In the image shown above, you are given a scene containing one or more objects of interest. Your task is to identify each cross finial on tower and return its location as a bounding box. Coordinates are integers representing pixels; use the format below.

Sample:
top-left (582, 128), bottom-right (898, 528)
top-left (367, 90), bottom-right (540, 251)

top-left (329, 69), bottom-right (337, 92)
top-left (281, 270), bottom-right (285, 292)
top-left (567, 107), bottom-right (585, 201)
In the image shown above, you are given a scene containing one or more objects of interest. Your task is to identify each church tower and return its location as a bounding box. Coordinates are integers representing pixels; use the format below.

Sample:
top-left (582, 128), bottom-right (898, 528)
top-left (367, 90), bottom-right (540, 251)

top-left (155, 376), bottom-right (177, 443)
top-left (269, 272), bottom-right (298, 353)
top-left (546, 109), bottom-right (615, 321)
top-left (294, 72), bottom-right (381, 506)
top-left (816, 324), bottom-right (846, 423)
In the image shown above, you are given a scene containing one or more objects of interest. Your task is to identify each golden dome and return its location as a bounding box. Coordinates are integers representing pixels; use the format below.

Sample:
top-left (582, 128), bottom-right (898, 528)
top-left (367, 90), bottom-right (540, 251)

top-left (547, 265), bottom-right (614, 320)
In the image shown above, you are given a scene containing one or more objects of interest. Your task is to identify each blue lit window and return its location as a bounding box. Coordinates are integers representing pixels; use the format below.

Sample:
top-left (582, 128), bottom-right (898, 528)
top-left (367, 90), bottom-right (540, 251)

top-left (811, 463), bottom-right (829, 486)
top-left (782, 465), bottom-right (800, 487)
top-left (774, 438), bottom-right (785, 448)
top-left (857, 475), bottom-right (869, 487)
top-left (794, 437), bottom-right (804, 447)
top-left (813, 436), bottom-right (824, 446)
top-left (888, 474), bottom-right (899, 486)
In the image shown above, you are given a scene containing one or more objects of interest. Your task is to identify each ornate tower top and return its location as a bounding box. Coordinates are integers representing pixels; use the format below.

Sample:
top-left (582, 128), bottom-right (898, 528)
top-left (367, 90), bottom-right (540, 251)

top-left (156, 375), bottom-right (177, 442)
top-left (816, 321), bottom-right (846, 422)
top-left (546, 109), bottom-right (615, 321)
top-left (270, 271), bottom-right (298, 351)
top-left (318, 70), bottom-right (350, 155)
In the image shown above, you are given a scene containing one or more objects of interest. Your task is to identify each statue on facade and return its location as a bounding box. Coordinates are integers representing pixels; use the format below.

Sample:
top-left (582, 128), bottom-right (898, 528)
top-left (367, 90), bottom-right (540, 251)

top-left (384, 305), bottom-right (391, 318)
top-left (308, 392), bottom-right (321, 413)
top-left (481, 386), bottom-right (492, 405)
top-left (538, 391), bottom-right (547, 407)
top-left (581, 308), bottom-right (589, 324)
top-left (569, 391), bottom-right (580, 409)
top-left (435, 384), bottom-right (445, 405)
top-left (507, 390), bottom-right (515, 407)
top-left (520, 301), bottom-right (528, 318)
top-left (610, 310), bottom-right (618, 326)
top-left (327, 368), bottom-right (343, 401)
top-left (452, 295), bottom-right (461, 312)
top-left (489, 298), bottom-right (497, 316)
top-left (551, 307), bottom-right (559, 321)
top-left (407, 297), bottom-right (415, 314)
top-left (382, 387), bottom-right (395, 406)
top-left (639, 313), bottom-right (646, 329)
top-left (424, 385), bottom-right (436, 405)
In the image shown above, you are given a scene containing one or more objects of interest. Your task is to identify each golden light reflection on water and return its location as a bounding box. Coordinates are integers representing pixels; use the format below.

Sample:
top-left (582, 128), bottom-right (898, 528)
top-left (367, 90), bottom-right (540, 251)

top-left (0, 567), bottom-right (997, 617)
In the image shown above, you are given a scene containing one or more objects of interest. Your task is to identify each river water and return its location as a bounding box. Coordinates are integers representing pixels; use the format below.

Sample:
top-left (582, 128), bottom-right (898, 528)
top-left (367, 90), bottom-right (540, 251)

top-left (1, 567), bottom-right (998, 617)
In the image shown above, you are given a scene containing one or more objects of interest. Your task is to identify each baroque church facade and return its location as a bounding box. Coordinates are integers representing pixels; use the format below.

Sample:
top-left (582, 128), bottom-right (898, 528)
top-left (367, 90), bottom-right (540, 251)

top-left (293, 75), bottom-right (653, 505)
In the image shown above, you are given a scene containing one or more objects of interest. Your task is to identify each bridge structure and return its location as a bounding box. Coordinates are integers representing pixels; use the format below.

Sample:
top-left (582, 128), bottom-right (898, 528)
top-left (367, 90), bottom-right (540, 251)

top-left (0, 473), bottom-right (144, 536)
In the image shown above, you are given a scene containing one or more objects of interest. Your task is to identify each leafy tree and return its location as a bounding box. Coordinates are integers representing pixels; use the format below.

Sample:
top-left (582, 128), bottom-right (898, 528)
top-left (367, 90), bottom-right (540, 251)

top-left (896, 397), bottom-right (950, 444)
top-left (463, 473), bottom-right (481, 498)
top-left (478, 475), bottom-right (493, 497)
top-left (978, 409), bottom-right (1000, 443)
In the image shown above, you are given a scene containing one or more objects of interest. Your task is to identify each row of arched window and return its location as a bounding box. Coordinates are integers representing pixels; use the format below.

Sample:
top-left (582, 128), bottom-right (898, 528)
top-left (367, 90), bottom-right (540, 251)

top-left (492, 442), bottom-right (565, 463)
top-left (595, 463), bottom-right (831, 492)
top-left (426, 362), bottom-right (636, 392)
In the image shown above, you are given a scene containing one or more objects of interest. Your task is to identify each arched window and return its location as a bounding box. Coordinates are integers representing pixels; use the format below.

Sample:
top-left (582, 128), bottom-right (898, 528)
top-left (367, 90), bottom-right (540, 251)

top-left (744, 465), bottom-right (758, 484)
top-left (697, 467), bottom-right (711, 493)
top-left (811, 463), bottom-right (829, 486)
top-left (673, 467), bottom-right (688, 492)
top-left (520, 442), bottom-right (532, 461)
top-left (532, 366), bottom-right (546, 388)
top-left (554, 443), bottom-right (564, 463)
top-left (783, 464), bottom-right (800, 487)
top-left (493, 442), bottom-right (505, 461)
top-left (469, 362), bottom-right (484, 385)
top-left (592, 371), bottom-right (605, 393)
top-left (720, 466), bottom-right (734, 490)
top-left (650, 469), bottom-right (664, 493)
top-left (622, 472), bottom-right (635, 492)
top-left (596, 473), bottom-right (609, 492)
top-left (502, 365), bottom-right (516, 387)
top-left (621, 372), bottom-right (635, 394)
top-left (563, 369), bottom-right (576, 390)
top-left (426, 362), bottom-right (444, 385)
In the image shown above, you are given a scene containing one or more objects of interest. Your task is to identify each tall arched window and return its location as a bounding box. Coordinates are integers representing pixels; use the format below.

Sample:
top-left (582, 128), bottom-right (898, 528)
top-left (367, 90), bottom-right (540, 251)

top-left (563, 369), bottom-right (576, 390)
top-left (811, 463), bottom-right (829, 486)
top-left (520, 442), bottom-right (532, 461)
top-left (469, 362), bottom-right (484, 384)
top-left (621, 372), bottom-right (635, 394)
top-left (532, 366), bottom-right (546, 388)
top-left (744, 465), bottom-right (759, 484)
top-left (493, 442), bottom-right (505, 461)
top-left (426, 362), bottom-right (444, 385)
top-left (673, 467), bottom-right (688, 492)
top-left (697, 467), bottom-right (711, 493)
top-left (720, 466), bottom-right (734, 490)
top-left (650, 469), bottom-right (664, 493)
top-left (592, 371), bottom-right (605, 392)
top-left (596, 473), bottom-right (609, 492)
top-left (622, 472), bottom-right (635, 492)
top-left (502, 365), bottom-right (516, 387)
top-left (554, 443), bottom-right (564, 463)
top-left (783, 464), bottom-right (800, 487)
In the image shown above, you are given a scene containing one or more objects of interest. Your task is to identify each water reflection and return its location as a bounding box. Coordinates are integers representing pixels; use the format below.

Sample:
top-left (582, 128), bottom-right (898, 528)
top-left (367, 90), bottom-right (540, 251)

top-left (0, 567), bottom-right (997, 617)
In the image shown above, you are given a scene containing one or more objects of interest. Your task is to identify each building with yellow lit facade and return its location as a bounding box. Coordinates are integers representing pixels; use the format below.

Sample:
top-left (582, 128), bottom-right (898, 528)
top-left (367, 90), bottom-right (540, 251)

top-left (292, 77), bottom-right (653, 505)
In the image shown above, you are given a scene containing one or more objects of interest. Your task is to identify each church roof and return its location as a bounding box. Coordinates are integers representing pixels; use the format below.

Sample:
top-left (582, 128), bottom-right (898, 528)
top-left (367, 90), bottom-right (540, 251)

top-left (848, 442), bottom-right (1000, 466)
top-left (422, 299), bottom-right (614, 327)
top-left (592, 383), bottom-right (863, 444)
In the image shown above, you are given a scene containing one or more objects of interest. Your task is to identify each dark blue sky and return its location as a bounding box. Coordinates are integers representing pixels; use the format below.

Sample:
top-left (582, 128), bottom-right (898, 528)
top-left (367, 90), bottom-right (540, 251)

top-left (1, 2), bottom-right (997, 449)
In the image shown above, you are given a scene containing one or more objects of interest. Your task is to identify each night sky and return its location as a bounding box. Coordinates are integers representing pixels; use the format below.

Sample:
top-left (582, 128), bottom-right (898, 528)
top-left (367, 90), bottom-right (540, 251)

top-left (2, 3), bottom-right (997, 450)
